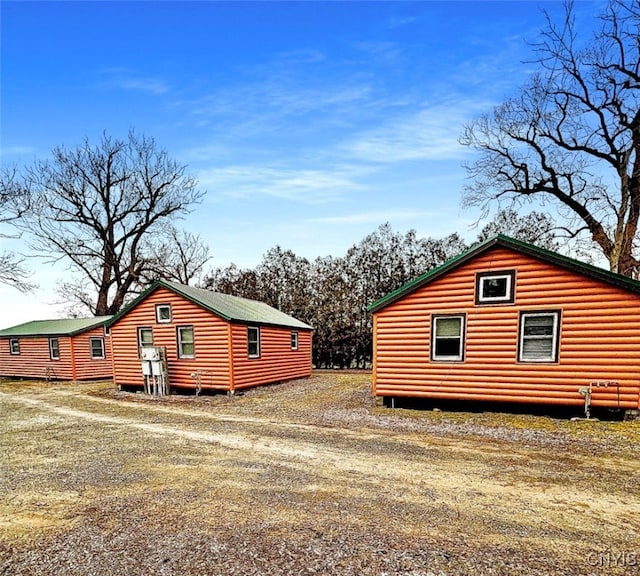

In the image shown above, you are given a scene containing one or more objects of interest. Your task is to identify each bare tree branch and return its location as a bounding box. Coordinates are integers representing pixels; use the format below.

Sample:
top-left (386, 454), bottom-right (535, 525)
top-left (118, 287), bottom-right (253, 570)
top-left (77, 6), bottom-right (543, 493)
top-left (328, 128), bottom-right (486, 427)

top-left (0, 167), bottom-right (35, 292)
top-left (139, 226), bottom-right (212, 287)
top-left (461, 0), bottom-right (640, 276)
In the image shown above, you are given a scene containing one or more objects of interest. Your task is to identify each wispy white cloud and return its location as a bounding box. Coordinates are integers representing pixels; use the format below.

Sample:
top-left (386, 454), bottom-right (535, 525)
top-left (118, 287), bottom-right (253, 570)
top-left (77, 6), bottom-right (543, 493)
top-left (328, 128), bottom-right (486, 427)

top-left (99, 68), bottom-right (170, 95)
top-left (186, 81), bottom-right (373, 134)
top-left (339, 101), bottom-right (476, 164)
top-left (0, 145), bottom-right (37, 161)
top-left (198, 164), bottom-right (368, 205)
top-left (386, 16), bottom-right (417, 30)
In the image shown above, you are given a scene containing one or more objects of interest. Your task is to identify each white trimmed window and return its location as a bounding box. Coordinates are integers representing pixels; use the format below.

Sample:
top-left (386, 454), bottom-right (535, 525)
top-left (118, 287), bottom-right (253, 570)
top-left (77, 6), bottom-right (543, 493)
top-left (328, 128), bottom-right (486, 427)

top-left (156, 304), bottom-right (172, 323)
top-left (518, 311), bottom-right (560, 363)
top-left (476, 270), bottom-right (515, 304)
top-left (9, 338), bottom-right (19, 355)
top-left (431, 315), bottom-right (465, 361)
top-left (90, 337), bottom-right (105, 359)
top-left (177, 325), bottom-right (195, 358)
top-left (291, 331), bottom-right (299, 351)
top-left (49, 338), bottom-right (60, 360)
top-left (248, 327), bottom-right (260, 358)
top-left (138, 327), bottom-right (153, 356)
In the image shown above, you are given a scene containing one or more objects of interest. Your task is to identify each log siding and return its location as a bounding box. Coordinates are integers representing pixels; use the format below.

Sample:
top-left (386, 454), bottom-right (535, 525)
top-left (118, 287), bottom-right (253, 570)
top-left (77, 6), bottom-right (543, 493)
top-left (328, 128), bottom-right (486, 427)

top-left (0, 325), bottom-right (112, 381)
top-left (109, 283), bottom-right (313, 392)
top-left (372, 243), bottom-right (640, 411)
top-left (110, 287), bottom-right (232, 390)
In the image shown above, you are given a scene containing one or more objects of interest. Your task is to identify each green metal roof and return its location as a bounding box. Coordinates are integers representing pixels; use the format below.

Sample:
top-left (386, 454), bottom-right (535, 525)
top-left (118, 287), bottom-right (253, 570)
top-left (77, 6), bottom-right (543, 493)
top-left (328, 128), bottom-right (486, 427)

top-left (108, 280), bottom-right (314, 330)
top-left (368, 234), bottom-right (640, 313)
top-left (0, 316), bottom-right (112, 337)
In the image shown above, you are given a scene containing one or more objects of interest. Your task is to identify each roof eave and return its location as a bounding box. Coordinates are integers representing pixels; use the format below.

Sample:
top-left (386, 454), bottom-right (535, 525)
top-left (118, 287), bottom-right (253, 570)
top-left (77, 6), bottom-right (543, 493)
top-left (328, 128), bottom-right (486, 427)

top-left (107, 280), bottom-right (314, 330)
top-left (0, 316), bottom-right (111, 338)
top-left (368, 236), bottom-right (502, 313)
top-left (106, 281), bottom-right (173, 327)
top-left (369, 234), bottom-right (640, 314)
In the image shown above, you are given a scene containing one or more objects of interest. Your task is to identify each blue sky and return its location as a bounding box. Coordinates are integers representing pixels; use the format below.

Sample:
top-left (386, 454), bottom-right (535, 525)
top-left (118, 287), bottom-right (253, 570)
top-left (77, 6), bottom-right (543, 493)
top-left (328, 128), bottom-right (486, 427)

top-left (1, 0), bottom-right (595, 326)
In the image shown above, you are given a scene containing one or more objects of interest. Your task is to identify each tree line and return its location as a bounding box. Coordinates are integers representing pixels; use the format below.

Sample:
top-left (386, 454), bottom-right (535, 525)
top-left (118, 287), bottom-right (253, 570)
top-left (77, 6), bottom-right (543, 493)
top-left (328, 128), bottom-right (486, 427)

top-left (204, 213), bottom-right (556, 368)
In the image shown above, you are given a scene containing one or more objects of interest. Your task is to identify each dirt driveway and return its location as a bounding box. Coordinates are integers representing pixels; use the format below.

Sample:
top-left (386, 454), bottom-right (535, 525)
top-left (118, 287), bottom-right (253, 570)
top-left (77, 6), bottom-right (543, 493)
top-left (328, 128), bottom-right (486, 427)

top-left (1, 372), bottom-right (639, 575)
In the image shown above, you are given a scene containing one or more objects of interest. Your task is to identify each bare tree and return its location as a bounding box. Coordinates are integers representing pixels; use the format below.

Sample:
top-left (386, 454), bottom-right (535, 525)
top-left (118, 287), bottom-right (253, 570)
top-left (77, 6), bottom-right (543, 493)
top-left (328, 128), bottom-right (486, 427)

top-left (140, 226), bottom-right (212, 287)
top-left (12, 131), bottom-right (204, 315)
top-left (461, 0), bottom-right (640, 276)
top-left (0, 168), bottom-right (34, 292)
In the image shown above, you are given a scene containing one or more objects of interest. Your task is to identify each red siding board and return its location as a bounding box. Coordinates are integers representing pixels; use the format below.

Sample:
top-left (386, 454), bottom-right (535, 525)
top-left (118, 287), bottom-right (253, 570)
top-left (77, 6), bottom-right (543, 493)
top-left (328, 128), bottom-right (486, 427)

top-left (373, 246), bottom-right (640, 411)
top-left (231, 324), bottom-right (312, 390)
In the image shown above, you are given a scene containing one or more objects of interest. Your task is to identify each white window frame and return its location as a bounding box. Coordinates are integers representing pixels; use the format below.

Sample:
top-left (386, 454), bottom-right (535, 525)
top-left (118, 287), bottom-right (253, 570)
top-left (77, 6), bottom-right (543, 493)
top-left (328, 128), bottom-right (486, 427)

top-left (518, 311), bottom-right (560, 363)
top-left (248, 326), bottom-right (260, 358)
top-left (137, 327), bottom-right (153, 356)
top-left (431, 314), bottom-right (465, 362)
top-left (90, 337), bottom-right (105, 360)
top-left (476, 270), bottom-right (515, 304)
top-left (291, 331), bottom-right (299, 351)
top-left (155, 304), bottom-right (172, 324)
top-left (49, 337), bottom-right (60, 360)
top-left (9, 338), bottom-right (19, 355)
top-left (177, 325), bottom-right (195, 359)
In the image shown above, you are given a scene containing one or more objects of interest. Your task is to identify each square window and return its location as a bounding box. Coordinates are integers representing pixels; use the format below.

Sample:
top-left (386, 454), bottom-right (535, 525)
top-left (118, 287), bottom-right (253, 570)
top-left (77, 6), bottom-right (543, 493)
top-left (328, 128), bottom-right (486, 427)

top-left (431, 315), bottom-right (465, 361)
top-left (177, 325), bottom-right (195, 358)
top-left (156, 304), bottom-right (172, 323)
top-left (476, 270), bottom-right (515, 304)
top-left (291, 331), bottom-right (299, 350)
top-left (518, 311), bottom-right (560, 362)
top-left (248, 326), bottom-right (260, 358)
top-left (90, 337), bottom-right (105, 359)
top-left (9, 338), bottom-right (19, 355)
top-left (49, 338), bottom-right (60, 360)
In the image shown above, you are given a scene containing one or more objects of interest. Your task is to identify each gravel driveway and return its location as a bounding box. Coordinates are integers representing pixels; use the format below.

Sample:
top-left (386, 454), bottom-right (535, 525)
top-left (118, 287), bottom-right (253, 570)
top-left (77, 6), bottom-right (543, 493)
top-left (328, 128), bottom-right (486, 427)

top-left (1, 372), bottom-right (639, 575)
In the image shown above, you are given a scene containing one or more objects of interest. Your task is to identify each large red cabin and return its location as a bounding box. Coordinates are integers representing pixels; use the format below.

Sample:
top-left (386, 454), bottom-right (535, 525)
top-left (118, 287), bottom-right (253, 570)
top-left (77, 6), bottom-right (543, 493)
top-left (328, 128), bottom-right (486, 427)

top-left (370, 235), bottom-right (640, 417)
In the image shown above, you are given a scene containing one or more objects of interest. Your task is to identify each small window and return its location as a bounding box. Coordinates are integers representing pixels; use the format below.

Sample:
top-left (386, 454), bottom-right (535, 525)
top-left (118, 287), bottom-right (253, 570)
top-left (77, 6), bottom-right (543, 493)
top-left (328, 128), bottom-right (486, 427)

top-left (518, 311), bottom-right (560, 363)
top-left (156, 304), bottom-right (172, 324)
top-left (90, 337), bottom-right (105, 359)
top-left (49, 338), bottom-right (60, 360)
top-left (476, 270), bottom-right (515, 304)
top-left (177, 325), bottom-right (195, 358)
top-left (431, 315), bottom-right (465, 362)
top-left (248, 326), bottom-right (260, 358)
top-left (9, 338), bottom-right (19, 355)
top-left (138, 327), bottom-right (153, 356)
top-left (291, 331), bottom-right (299, 351)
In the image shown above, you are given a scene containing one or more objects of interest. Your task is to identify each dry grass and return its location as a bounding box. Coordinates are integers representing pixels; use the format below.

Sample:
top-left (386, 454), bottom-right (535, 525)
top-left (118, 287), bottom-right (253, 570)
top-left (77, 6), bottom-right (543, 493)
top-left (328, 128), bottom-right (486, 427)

top-left (1, 371), bottom-right (639, 575)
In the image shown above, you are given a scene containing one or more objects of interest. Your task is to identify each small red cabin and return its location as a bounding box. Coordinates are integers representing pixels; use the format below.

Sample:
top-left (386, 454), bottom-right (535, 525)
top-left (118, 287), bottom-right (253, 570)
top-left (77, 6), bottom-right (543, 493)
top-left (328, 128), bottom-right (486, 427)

top-left (107, 280), bottom-right (313, 393)
top-left (370, 235), bottom-right (640, 417)
top-left (0, 317), bottom-right (112, 381)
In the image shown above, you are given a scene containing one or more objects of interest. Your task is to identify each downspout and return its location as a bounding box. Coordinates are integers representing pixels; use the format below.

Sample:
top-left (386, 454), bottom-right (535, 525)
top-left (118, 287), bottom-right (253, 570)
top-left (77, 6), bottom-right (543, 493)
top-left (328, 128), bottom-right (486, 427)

top-left (227, 323), bottom-right (235, 395)
top-left (371, 314), bottom-right (378, 398)
top-left (69, 336), bottom-right (77, 381)
top-left (108, 328), bottom-right (117, 388)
